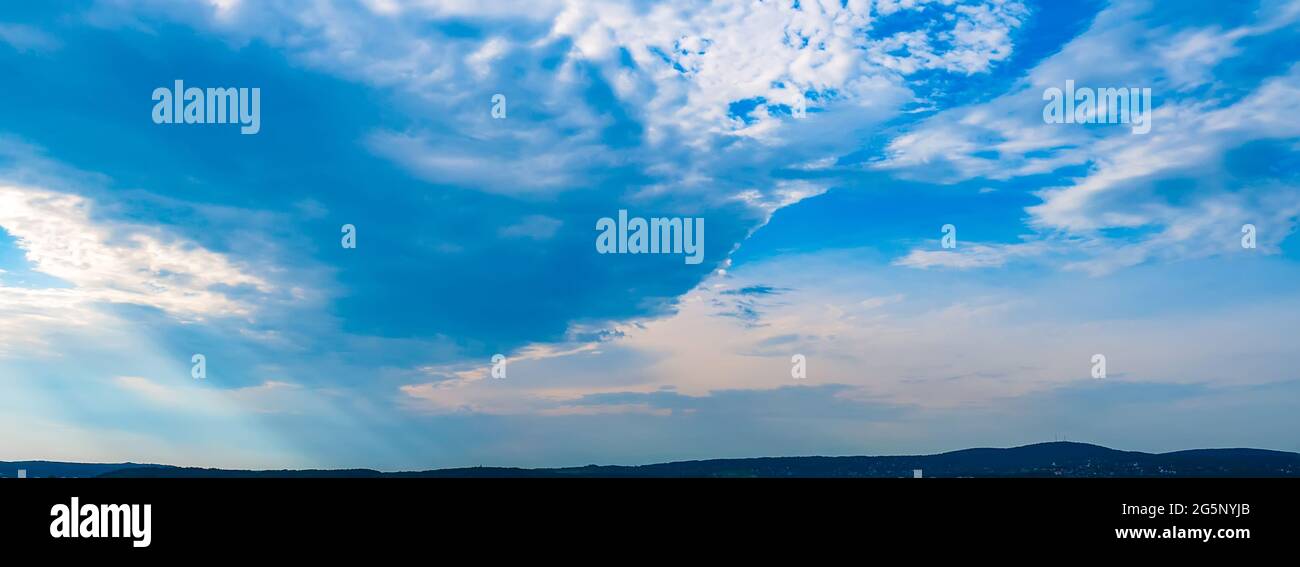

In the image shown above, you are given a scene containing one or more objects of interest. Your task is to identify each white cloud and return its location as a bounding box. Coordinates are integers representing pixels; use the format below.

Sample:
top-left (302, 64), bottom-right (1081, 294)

top-left (894, 241), bottom-right (1051, 270)
top-left (0, 184), bottom-right (274, 354)
top-left (0, 23), bottom-right (61, 52)
top-left (867, 1), bottom-right (1027, 75)
top-left (859, 293), bottom-right (904, 309)
top-left (103, 0), bottom-right (1026, 209)
top-left (0, 184), bottom-right (271, 318)
top-left (401, 341), bottom-right (600, 414)
top-left (499, 215), bottom-right (563, 240)
top-left (114, 374), bottom-right (330, 416)
top-left (364, 131), bottom-right (605, 195)
top-left (553, 0), bottom-right (1025, 142)
top-left (874, 1), bottom-right (1300, 274)
top-left (0, 287), bottom-right (109, 357)
top-left (403, 248), bottom-right (1300, 414)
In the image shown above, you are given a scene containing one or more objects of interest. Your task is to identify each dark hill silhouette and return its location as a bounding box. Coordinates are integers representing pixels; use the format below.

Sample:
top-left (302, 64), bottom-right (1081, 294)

top-left (49, 442), bottom-right (1300, 478)
top-left (0, 460), bottom-right (173, 478)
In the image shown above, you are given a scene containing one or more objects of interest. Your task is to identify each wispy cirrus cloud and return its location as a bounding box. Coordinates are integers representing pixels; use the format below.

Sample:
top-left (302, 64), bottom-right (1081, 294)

top-left (878, 0), bottom-right (1300, 274)
top-left (0, 22), bottom-right (60, 53)
top-left (0, 184), bottom-right (272, 319)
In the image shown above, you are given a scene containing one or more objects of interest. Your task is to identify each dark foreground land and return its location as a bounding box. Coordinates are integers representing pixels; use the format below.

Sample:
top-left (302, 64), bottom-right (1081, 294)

top-left (5, 442), bottom-right (1299, 478)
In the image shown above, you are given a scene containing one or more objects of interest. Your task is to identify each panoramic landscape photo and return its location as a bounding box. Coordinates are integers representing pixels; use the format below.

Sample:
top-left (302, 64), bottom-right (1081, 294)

top-left (1, 0), bottom-right (1298, 478)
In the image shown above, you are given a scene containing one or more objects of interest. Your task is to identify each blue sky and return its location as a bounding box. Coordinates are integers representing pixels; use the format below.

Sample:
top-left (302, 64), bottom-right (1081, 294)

top-left (1, 0), bottom-right (1298, 469)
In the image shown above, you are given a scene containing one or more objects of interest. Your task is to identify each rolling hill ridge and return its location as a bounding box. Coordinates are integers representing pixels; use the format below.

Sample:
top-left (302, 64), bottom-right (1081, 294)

top-left (6, 442), bottom-right (1298, 478)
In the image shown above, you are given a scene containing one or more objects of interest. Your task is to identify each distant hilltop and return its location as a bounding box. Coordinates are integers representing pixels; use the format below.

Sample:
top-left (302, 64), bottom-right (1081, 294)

top-left (5, 442), bottom-right (1299, 478)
